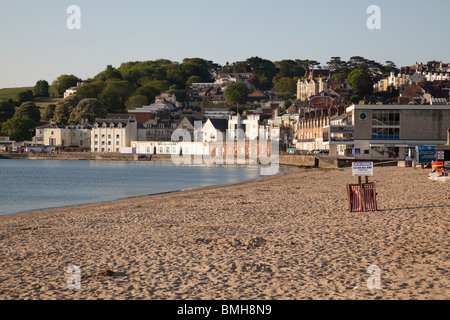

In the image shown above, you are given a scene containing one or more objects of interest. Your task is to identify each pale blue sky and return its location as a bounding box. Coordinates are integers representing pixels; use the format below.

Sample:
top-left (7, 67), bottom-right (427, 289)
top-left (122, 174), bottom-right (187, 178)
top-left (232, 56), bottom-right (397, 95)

top-left (0, 0), bottom-right (449, 88)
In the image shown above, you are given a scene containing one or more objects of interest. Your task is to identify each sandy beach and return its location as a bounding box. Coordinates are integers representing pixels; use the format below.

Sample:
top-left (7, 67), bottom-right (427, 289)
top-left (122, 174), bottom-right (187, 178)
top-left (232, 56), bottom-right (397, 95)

top-left (0, 165), bottom-right (449, 300)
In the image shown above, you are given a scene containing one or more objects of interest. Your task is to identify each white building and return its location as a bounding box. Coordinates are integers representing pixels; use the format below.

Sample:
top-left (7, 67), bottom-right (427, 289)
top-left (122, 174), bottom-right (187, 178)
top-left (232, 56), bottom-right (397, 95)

top-left (63, 82), bottom-right (84, 99)
top-left (33, 121), bottom-right (91, 147)
top-left (91, 115), bottom-right (138, 153)
top-left (243, 114), bottom-right (260, 140)
top-left (201, 118), bottom-right (228, 142)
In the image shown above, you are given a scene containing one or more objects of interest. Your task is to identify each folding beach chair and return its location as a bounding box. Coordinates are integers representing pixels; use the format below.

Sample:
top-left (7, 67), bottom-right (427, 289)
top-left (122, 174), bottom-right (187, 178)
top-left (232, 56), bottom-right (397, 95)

top-left (363, 183), bottom-right (377, 211)
top-left (347, 184), bottom-right (363, 212)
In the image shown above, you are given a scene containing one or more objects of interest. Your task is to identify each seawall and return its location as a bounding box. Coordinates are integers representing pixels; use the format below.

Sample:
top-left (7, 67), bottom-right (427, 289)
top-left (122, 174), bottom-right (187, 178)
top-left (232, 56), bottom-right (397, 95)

top-left (0, 152), bottom-right (172, 162)
top-left (0, 152), bottom-right (345, 168)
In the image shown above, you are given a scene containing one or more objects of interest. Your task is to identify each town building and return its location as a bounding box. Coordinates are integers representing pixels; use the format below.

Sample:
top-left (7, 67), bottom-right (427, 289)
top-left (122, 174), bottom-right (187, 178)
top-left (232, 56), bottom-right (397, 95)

top-left (214, 73), bottom-right (253, 89)
top-left (63, 82), bottom-right (84, 99)
top-left (297, 69), bottom-right (332, 101)
top-left (33, 121), bottom-right (91, 148)
top-left (140, 118), bottom-right (178, 142)
top-left (296, 104), bottom-right (450, 159)
top-left (91, 114), bottom-right (139, 153)
top-left (127, 102), bottom-right (172, 125)
top-left (0, 133), bottom-right (12, 152)
top-left (201, 118), bottom-right (228, 142)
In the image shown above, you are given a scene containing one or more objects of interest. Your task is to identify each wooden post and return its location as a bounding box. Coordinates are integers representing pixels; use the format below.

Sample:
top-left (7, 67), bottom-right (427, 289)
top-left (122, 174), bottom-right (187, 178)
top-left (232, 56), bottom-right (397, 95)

top-left (359, 176), bottom-right (365, 212)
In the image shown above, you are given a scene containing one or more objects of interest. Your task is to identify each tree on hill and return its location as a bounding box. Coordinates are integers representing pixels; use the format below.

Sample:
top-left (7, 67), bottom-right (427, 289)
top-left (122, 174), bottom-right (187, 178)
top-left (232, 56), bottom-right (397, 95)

top-left (273, 77), bottom-right (297, 100)
top-left (0, 100), bottom-right (16, 123)
top-left (125, 95), bottom-right (148, 111)
top-left (99, 79), bottom-right (134, 113)
top-left (93, 65), bottom-right (122, 82)
top-left (75, 81), bottom-right (105, 99)
top-left (16, 90), bottom-right (34, 103)
top-left (181, 58), bottom-right (214, 83)
top-left (274, 60), bottom-right (306, 79)
top-left (185, 75), bottom-right (202, 88)
top-left (41, 104), bottom-right (56, 121)
top-left (53, 95), bottom-right (81, 125)
top-left (225, 82), bottom-right (249, 106)
top-left (326, 57), bottom-right (348, 73)
top-left (135, 84), bottom-right (160, 105)
top-left (68, 98), bottom-right (107, 125)
top-left (56, 74), bottom-right (82, 95)
top-left (348, 69), bottom-right (374, 97)
top-left (295, 59), bottom-right (321, 73)
top-left (33, 80), bottom-right (50, 97)
top-left (15, 101), bottom-right (40, 123)
top-left (1, 116), bottom-right (36, 142)
top-left (347, 56), bottom-right (382, 74)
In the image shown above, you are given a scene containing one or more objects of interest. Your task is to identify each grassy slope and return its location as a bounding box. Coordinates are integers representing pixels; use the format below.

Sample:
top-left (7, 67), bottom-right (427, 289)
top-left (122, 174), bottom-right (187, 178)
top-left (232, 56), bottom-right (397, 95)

top-left (0, 85), bottom-right (61, 101)
top-left (0, 85), bottom-right (63, 114)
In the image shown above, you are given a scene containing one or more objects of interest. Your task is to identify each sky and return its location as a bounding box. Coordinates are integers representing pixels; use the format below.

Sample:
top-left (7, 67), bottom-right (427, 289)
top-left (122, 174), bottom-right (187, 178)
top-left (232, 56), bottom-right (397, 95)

top-left (0, 0), bottom-right (449, 88)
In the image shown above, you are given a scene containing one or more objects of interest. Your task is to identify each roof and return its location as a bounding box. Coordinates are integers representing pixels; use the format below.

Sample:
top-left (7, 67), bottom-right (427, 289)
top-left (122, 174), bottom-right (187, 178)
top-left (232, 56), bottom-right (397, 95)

top-left (104, 114), bottom-right (135, 120)
top-left (208, 118), bottom-right (228, 132)
top-left (94, 120), bottom-right (129, 128)
top-left (180, 116), bottom-right (195, 126)
top-left (36, 123), bottom-right (65, 129)
top-left (248, 90), bottom-right (267, 98)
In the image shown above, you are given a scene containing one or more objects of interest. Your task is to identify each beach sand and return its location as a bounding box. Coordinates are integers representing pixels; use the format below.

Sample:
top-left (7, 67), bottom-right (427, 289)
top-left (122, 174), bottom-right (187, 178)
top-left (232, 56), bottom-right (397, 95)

top-left (0, 166), bottom-right (448, 300)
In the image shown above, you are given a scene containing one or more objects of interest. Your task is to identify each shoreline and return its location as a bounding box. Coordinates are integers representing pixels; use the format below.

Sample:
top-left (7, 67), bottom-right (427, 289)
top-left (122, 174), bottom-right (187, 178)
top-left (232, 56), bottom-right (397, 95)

top-left (0, 166), bottom-right (299, 221)
top-left (0, 166), bottom-right (448, 300)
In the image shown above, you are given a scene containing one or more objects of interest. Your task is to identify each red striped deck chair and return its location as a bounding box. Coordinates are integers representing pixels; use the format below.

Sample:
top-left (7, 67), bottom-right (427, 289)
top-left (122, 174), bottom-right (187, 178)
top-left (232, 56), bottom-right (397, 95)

top-left (347, 184), bottom-right (363, 212)
top-left (363, 183), bottom-right (377, 211)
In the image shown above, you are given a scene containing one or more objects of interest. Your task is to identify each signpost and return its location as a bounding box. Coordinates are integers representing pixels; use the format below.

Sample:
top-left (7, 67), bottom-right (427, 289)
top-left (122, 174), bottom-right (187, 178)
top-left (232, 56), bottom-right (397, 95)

top-left (352, 162), bottom-right (374, 177)
top-left (348, 162), bottom-right (377, 212)
top-left (415, 146), bottom-right (436, 164)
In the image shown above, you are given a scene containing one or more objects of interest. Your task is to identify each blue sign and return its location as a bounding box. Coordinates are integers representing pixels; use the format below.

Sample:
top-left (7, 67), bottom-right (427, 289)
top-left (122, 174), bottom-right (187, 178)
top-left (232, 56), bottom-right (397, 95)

top-left (415, 146), bottom-right (436, 163)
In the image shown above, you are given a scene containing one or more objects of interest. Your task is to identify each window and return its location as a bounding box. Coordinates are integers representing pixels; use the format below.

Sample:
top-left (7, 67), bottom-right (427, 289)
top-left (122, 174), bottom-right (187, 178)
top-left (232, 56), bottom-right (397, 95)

top-left (108, 141), bottom-right (111, 145)
top-left (94, 134), bottom-right (98, 138)
top-left (102, 141), bottom-right (105, 145)
top-left (116, 141), bottom-right (119, 145)
top-left (372, 110), bottom-right (400, 126)
top-left (108, 134), bottom-right (111, 139)
top-left (80, 141), bottom-right (83, 146)
top-left (116, 148), bottom-right (119, 152)
top-left (371, 127), bottom-right (400, 140)
top-left (95, 148), bottom-right (98, 152)
top-left (371, 110), bottom-right (400, 140)
top-left (94, 141), bottom-right (98, 145)
top-left (116, 134), bottom-right (120, 138)
top-left (101, 134), bottom-right (105, 138)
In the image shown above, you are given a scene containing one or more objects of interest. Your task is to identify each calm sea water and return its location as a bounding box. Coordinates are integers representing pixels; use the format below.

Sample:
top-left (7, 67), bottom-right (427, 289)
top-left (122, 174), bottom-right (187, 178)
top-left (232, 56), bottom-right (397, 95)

top-left (0, 159), bottom-right (265, 216)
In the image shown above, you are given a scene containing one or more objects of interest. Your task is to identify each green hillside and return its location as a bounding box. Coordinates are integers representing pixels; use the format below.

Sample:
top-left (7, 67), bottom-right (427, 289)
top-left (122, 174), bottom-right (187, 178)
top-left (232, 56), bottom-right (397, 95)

top-left (0, 87), bottom-right (34, 100)
top-left (0, 85), bottom-right (60, 101)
